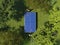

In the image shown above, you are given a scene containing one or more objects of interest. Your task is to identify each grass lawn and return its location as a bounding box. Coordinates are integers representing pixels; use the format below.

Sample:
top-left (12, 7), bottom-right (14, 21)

top-left (23, 0), bottom-right (49, 45)
top-left (23, 0), bottom-right (60, 45)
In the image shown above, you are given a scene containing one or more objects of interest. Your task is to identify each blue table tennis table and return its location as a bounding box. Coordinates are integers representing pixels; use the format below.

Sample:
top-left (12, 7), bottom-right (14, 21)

top-left (24, 12), bottom-right (36, 33)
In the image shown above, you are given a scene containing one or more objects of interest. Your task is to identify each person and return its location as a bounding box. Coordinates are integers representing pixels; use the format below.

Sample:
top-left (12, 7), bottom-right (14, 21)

top-left (25, 8), bottom-right (33, 12)
top-left (29, 34), bottom-right (32, 37)
top-left (26, 9), bottom-right (30, 12)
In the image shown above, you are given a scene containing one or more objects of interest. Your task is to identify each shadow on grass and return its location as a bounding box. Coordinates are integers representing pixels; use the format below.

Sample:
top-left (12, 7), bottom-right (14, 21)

top-left (18, 26), bottom-right (31, 45)
top-left (10, 0), bottom-right (26, 21)
top-left (0, 24), bottom-right (11, 32)
top-left (54, 39), bottom-right (60, 45)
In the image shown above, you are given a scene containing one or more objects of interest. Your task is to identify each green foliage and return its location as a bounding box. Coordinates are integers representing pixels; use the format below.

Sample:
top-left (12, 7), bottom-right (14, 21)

top-left (0, 0), bottom-right (60, 45)
top-left (24, 0), bottom-right (60, 45)
top-left (25, 0), bottom-right (57, 13)
top-left (0, 0), bottom-right (26, 45)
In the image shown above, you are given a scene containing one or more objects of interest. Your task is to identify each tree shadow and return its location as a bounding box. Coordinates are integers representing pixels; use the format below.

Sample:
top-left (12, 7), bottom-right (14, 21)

top-left (18, 26), bottom-right (31, 45)
top-left (54, 39), bottom-right (60, 45)
top-left (10, 0), bottom-right (26, 21)
top-left (0, 25), bottom-right (11, 32)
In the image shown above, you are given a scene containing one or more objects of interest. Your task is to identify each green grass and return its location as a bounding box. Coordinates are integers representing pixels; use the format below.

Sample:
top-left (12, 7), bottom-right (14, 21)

top-left (0, 0), bottom-right (60, 45)
top-left (23, 0), bottom-right (60, 45)
top-left (23, 0), bottom-right (49, 45)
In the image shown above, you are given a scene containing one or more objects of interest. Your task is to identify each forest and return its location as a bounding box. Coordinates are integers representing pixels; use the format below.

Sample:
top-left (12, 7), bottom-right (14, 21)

top-left (0, 0), bottom-right (60, 45)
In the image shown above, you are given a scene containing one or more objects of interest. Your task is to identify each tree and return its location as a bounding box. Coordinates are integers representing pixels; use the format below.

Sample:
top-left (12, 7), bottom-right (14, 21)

top-left (31, 0), bottom-right (59, 45)
top-left (0, 0), bottom-right (26, 45)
